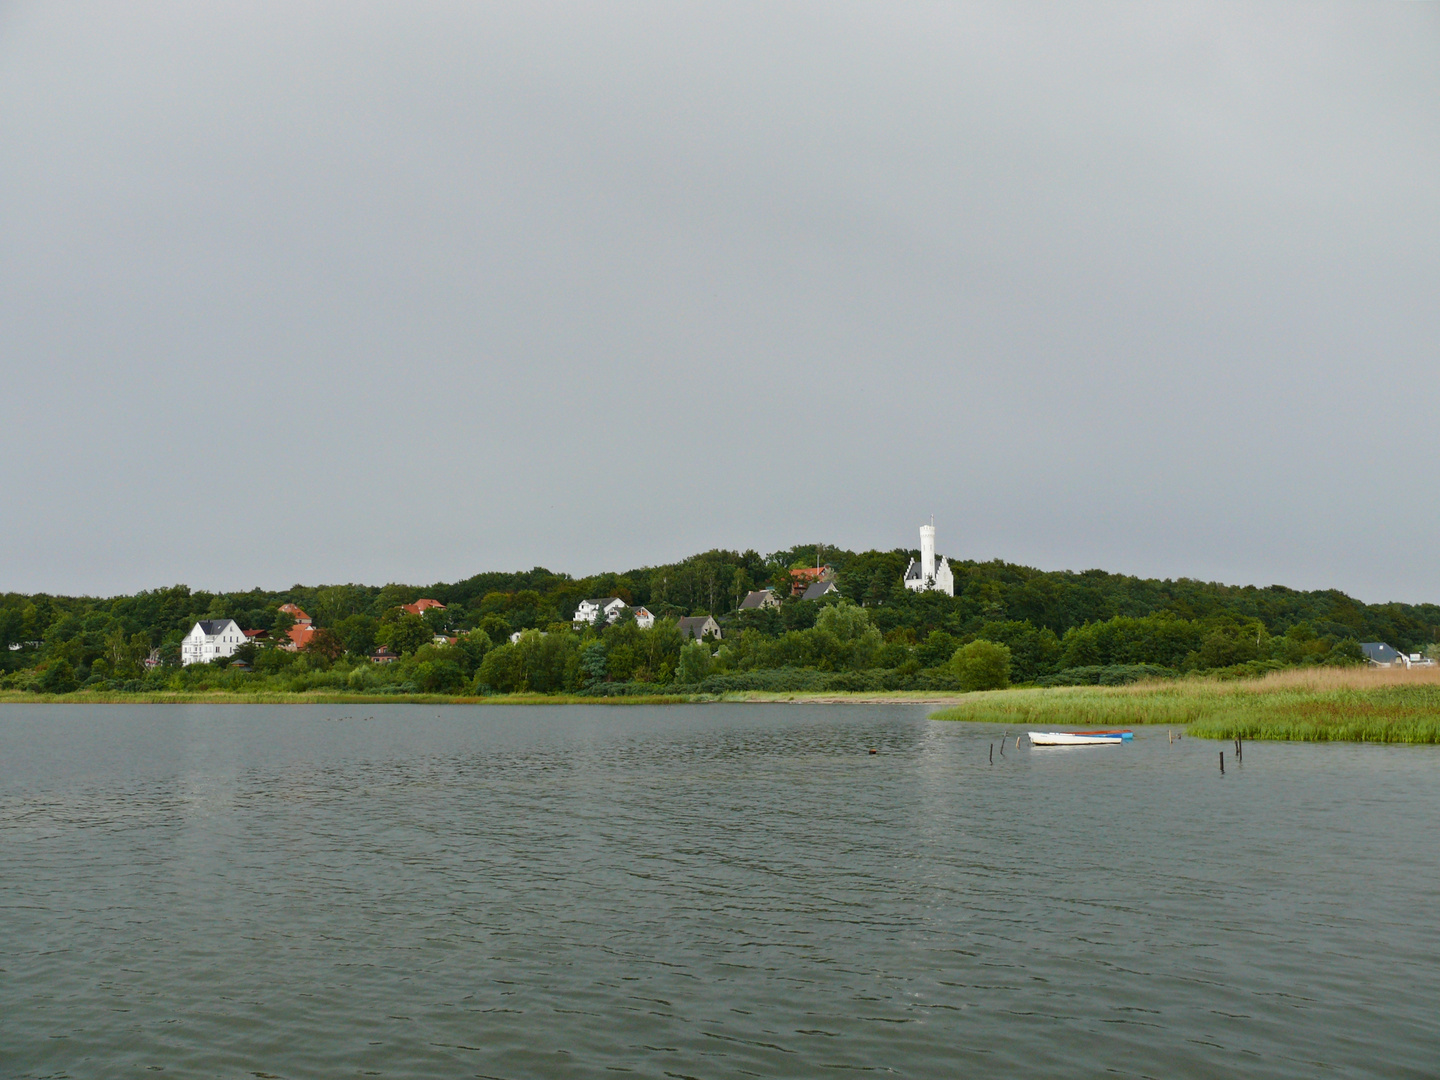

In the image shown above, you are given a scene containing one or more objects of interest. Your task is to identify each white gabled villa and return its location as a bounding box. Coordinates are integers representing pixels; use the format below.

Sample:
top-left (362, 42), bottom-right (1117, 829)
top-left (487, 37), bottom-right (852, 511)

top-left (573, 597), bottom-right (628, 626)
top-left (182, 618), bottom-right (246, 666)
top-left (903, 519), bottom-right (954, 596)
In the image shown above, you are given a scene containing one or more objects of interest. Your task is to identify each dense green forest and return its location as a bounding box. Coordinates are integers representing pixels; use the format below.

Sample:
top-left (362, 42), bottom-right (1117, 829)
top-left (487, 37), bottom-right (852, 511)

top-left (3, 544), bottom-right (1436, 696)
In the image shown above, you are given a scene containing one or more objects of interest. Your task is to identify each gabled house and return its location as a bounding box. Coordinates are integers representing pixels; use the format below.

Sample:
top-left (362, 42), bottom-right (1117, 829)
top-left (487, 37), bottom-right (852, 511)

top-left (678, 615), bottom-right (722, 642)
top-left (740, 589), bottom-right (781, 611)
top-left (633, 606), bottom-right (655, 629)
top-left (574, 597), bottom-right (627, 626)
top-left (243, 628), bottom-right (269, 644)
top-left (371, 646), bottom-right (400, 664)
top-left (278, 603), bottom-right (312, 626)
top-left (789, 566), bottom-right (833, 597)
top-left (1361, 642), bottom-right (1436, 668)
top-left (801, 580), bottom-right (840, 601)
top-left (282, 624), bottom-right (316, 652)
top-left (181, 619), bottom-right (246, 666)
top-left (403, 598), bottom-right (446, 616)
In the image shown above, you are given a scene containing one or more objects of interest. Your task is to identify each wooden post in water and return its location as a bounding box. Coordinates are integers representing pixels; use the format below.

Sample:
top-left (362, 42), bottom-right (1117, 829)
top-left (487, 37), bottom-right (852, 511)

top-left (1237, 737), bottom-right (1242, 763)
top-left (1219, 751), bottom-right (1225, 775)
top-left (990, 743), bottom-right (994, 765)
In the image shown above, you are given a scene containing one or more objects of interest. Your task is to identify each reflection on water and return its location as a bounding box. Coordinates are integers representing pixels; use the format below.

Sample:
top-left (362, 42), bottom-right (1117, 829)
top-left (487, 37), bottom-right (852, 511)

top-left (2, 704), bottom-right (1438, 1078)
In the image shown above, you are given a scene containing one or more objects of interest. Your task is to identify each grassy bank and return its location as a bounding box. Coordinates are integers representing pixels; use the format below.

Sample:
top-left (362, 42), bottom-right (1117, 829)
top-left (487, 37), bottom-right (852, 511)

top-left (929, 667), bottom-right (1440, 743)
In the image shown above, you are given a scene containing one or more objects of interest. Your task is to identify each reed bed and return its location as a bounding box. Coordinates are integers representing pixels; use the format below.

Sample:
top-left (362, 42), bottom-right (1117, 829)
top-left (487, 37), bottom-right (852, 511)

top-left (930, 667), bottom-right (1440, 744)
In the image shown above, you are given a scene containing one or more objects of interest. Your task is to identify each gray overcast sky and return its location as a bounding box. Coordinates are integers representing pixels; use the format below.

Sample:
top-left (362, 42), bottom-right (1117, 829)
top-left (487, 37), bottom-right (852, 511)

top-left (1, 2), bottom-right (1437, 602)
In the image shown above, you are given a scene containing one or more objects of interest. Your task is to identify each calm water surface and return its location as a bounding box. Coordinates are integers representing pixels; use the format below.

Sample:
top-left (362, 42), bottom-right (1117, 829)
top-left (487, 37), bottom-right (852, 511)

top-left (1, 704), bottom-right (1437, 1078)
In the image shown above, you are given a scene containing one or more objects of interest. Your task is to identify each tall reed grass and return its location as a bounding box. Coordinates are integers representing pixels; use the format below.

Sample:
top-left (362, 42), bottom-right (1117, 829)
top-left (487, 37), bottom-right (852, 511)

top-left (929, 666), bottom-right (1440, 743)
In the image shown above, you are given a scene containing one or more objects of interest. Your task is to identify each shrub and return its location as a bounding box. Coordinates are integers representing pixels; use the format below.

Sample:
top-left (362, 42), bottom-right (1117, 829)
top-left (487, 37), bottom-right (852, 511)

top-left (949, 640), bottom-right (1011, 692)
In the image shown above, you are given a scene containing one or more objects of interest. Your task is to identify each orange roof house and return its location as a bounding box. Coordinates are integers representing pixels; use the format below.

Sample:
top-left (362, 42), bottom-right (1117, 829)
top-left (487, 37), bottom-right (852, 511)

top-left (402, 598), bottom-right (446, 616)
top-left (278, 603), bottom-right (312, 625)
top-left (282, 624), bottom-right (316, 651)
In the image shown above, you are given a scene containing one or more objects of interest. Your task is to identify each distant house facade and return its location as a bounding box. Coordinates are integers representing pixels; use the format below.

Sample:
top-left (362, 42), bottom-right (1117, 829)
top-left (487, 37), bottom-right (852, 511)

top-left (574, 597), bottom-right (627, 626)
top-left (1361, 642), bottom-right (1436, 668)
top-left (740, 589), bottom-right (781, 611)
top-left (181, 619), bottom-right (246, 666)
top-left (903, 520), bottom-right (954, 597)
top-left (678, 615), bottom-right (722, 642)
top-left (633, 606), bottom-right (655, 629)
top-left (403, 598), bottom-right (446, 616)
top-left (371, 646), bottom-right (400, 664)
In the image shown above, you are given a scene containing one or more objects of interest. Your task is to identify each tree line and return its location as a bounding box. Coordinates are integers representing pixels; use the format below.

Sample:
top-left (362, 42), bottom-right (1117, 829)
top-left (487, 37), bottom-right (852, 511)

top-left (2, 545), bottom-right (1434, 696)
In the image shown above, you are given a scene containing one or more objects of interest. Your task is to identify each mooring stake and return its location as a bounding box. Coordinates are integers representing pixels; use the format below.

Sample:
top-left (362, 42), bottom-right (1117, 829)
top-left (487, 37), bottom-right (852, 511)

top-left (990, 743), bottom-right (994, 764)
top-left (1237, 737), bottom-right (1242, 763)
top-left (1220, 751), bottom-right (1225, 775)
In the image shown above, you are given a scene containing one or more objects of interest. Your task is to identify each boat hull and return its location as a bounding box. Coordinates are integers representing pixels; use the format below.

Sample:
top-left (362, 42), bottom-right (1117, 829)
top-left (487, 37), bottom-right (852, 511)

top-left (1028, 731), bottom-right (1132, 746)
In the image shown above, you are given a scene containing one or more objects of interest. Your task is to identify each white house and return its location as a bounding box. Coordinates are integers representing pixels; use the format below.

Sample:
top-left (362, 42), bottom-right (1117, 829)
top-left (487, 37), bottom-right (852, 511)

top-left (574, 597), bottom-right (627, 625)
top-left (181, 619), bottom-right (246, 666)
top-left (633, 606), bottom-right (655, 629)
top-left (903, 519), bottom-right (954, 596)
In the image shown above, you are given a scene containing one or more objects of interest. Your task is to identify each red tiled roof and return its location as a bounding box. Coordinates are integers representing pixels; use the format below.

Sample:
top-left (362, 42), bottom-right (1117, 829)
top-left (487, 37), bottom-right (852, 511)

top-left (402, 598), bottom-right (446, 615)
top-left (286, 624), bottom-right (316, 649)
top-left (278, 603), bottom-right (312, 624)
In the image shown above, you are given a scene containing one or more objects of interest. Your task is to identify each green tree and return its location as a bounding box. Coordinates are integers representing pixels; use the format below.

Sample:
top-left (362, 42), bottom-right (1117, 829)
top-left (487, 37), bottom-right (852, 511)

top-left (579, 642), bottom-right (607, 687)
top-left (676, 641), bottom-right (711, 684)
top-left (335, 614), bottom-right (378, 658)
top-left (950, 640), bottom-right (1011, 692)
top-left (37, 659), bottom-right (78, 695)
top-left (382, 613), bottom-right (433, 656)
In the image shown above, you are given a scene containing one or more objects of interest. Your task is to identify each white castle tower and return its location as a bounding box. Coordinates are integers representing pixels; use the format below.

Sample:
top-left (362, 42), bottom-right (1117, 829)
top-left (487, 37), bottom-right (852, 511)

top-left (903, 517), bottom-right (954, 596)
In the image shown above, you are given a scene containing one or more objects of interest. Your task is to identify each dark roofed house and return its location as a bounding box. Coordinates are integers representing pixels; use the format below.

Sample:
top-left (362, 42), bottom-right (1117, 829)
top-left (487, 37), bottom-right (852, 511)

top-left (1361, 642), bottom-right (1435, 668)
top-left (789, 566), bottom-right (833, 596)
top-left (1361, 642), bottom-right (1401, 666)
top-left (677, 615), bottom-right (722, 642)
top-left (739, 589), bottom-right (781, 611)
top-left (801, 580), bottom-right (839, 601)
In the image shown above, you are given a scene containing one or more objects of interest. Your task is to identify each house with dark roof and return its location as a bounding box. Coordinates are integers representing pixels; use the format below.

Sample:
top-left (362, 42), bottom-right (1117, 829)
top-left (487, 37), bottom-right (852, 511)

top-left (788, 566), bottom-right (833, 596)
top-left (739, 589), bottom-right (781, 611)
top-left (181, 619), bottom-right (246, 666)
top-left (801, 580), bottom-right (840, 601)
top-left (1361, 642), bottom-right (1436, 668)
top-left (678, 615), bottom-right (722, 642)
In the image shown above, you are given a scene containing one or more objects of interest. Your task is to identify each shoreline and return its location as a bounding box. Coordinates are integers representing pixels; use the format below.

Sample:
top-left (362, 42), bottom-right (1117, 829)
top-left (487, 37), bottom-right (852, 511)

top-left (0, 689), bottom-right (969, 707)
top-left (7, 671), bottom-right (1440, 744)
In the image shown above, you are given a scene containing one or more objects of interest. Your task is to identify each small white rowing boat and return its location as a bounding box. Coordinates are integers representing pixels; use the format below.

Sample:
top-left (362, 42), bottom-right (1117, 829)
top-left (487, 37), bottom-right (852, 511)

top-left (1028, 730), bottom-right (1133, 746)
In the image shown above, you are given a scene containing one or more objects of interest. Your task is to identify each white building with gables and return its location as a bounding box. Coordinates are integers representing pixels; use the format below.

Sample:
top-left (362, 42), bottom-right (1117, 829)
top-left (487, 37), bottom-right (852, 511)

top-left (182, 619), bottom-right (246, 666)
top-left (903, 520), bottom-right (954, 596)
top-left (573, 597), bottom-right (628, 626)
